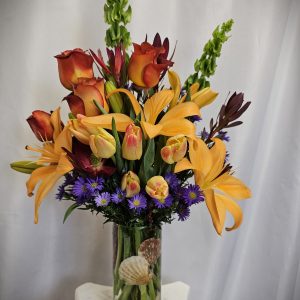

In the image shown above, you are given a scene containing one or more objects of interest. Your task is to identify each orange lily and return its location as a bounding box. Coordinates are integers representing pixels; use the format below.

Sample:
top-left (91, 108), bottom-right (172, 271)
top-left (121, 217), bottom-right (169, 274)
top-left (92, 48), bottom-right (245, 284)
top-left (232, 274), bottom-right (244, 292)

top-left (168, 70), bottom-right (219, 109)
top-left (175, 138), bottom-right (251, 234)
top-left (81, 71), bottom-right (200, 139)
top-left (25, 108), bottom-right (73, 224)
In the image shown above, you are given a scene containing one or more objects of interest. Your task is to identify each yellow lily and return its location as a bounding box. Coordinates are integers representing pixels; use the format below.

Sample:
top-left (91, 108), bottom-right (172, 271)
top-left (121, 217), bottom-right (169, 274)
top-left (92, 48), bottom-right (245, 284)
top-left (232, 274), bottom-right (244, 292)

top-left (81, 71), bottom-right (200, 139)
top-left (25, 108), bottom-right (73, 224)
top-left (168, 70), bottom-right (219, 109)
top-left (175, 138), bottom-right (251, 235)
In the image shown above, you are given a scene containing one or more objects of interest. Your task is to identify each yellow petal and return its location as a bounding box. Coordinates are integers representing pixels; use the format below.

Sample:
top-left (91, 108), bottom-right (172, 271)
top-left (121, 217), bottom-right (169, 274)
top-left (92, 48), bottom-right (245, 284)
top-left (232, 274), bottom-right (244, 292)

top-left (56, 154), bottom-right (74, 175)
top-left (26, 166), bottom-right (57, 196)
top-left (188, 138), bottom-right (212, 177)
top-left (191, 87), bottom-right (218, 109)
top-left (215, 175), bottom-right (252, 200)
top-left (168, 70), bottom-right (181, 108)
top-left (160, 102), bottom-right (200, 124)
top-left (107, 88), bottom-right (142, 117)
top-left (159, 119), bottom-right (196, 138)
top-left (204, 189), bottom-right (222, 235)
top-left (82, 113), bottom-right (133, 132)
top-left (174, 158), bottom-right (193, 173)
top-left (140, 121), bottom-right (163, 139)
top-left (50, 107), bottom-right (62, 140)
top-left (190, 83), bottom-right (200, 95)
top-left (54, 125), bottom-right (72, 153)
top-left (206, 138), bottom-right (226, 182)
top-left (218, 194), bottom-right (243, 231)
top-left (144, 90), bottom-right (174, 124)
top-left (214, 194), bottom-right (227, 234)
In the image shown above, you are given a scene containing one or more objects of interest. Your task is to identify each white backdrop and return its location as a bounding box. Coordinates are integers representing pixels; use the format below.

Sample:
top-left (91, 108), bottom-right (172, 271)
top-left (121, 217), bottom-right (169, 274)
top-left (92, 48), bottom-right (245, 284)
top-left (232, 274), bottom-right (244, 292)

top-left (1, 0), bottom-right (300, 299)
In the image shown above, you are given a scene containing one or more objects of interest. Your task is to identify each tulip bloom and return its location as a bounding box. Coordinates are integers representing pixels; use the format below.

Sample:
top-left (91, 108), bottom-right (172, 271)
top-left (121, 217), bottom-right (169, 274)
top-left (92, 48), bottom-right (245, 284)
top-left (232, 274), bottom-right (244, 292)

top-left (122, 124), bottom-right (143, 160)
top-left (74, 78), bottom-right (109, 117)
top-left (146, 176), bottom-right (169, 201)
top-left (55, 48), bottom-right (94, 90)
top-left (128, 40), bottom-right (173, 88)
top-left (89, 128), bottom-right (116, 158)
top-left (161, 135), bottom-right (187, 164)
top-left (175, 138), bottom-right (251, 235)
top-left (121, 171), bottom-right (141, 197)
top-left (27, 110), bottom-right (54, 142)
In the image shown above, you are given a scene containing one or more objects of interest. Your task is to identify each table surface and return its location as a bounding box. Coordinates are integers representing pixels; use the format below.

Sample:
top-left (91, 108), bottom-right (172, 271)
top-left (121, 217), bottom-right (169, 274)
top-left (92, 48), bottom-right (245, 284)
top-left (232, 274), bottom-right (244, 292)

top-left (75, 282), bottom-right (190, 300)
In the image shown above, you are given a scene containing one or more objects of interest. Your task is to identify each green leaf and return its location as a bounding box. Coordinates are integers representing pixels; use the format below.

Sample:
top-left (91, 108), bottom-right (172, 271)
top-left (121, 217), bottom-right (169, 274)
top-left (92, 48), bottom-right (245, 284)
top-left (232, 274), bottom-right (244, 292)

top-left (63, 203), bottom-right (79, 223)
top-left (93, 99), bottom-right (108, 114)
top-left (111, 117), bottom-right (123, 173)
top-left (139, 139), bottom-right (155, 184)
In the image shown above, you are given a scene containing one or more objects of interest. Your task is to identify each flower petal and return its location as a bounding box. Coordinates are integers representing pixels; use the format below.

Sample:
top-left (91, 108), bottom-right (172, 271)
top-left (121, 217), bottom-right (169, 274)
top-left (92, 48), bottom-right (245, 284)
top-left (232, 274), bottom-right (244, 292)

top-left (174, 158), bottom-right (193, 173)
top-left (140, 121), bottom-right (163, 139)
top-left (50, 107), bottom-right (62, 141)
top-left (204, 189), bottom-right (222, 235)
top-left (191, 87), bottom-right (218, 109)
top-left (159, 119), bottom-right (196, 138)
top-left (143, 90), bottom-right (174, 124)
top-left (82, 113), bottom-right (133, 132)
top-left (168, 70), bottom-right (181, 108)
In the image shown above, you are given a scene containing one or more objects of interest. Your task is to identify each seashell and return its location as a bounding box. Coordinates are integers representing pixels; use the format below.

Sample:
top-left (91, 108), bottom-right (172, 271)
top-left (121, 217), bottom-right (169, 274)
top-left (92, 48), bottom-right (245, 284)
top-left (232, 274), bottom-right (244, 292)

top-left (138, 238), bottom-right (161, 265)
top-left (119, 256), bottom-right (152, 285)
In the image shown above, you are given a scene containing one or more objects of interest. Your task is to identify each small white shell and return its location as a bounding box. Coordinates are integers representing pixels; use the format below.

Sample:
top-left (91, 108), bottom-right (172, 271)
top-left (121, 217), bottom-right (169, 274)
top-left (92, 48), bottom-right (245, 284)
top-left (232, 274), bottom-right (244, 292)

top-left (119, 256), bottom-right (152, 285)
top-left (138, 238), bottom-right (161, 265)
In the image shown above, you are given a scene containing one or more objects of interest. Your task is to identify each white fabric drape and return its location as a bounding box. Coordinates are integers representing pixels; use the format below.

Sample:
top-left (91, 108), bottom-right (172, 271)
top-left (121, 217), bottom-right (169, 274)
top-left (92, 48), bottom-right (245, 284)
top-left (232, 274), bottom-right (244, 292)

top-left (1, 0), bottom-right (299, 299)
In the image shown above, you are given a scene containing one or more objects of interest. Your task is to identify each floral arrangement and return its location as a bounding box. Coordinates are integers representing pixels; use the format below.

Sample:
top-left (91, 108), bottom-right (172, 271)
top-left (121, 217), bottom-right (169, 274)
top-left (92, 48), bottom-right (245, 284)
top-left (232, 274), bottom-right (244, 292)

top-left (11, 0), bottom-right (251, 236)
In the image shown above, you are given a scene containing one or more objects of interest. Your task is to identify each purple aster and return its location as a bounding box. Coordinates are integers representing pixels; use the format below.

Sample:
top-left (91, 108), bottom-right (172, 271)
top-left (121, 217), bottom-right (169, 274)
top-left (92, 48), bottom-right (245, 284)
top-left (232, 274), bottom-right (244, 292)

top-left (153, 194), bottom-right (173, 208)
top-left (128, 194), bottom-right (147, 213)
top-left (111, 188), bottom-right (126, 204)
top-left (86, 177), bottom-right (104, 194)
top-left (200, 128), bottom-right (209, 140)
top-left (165, 172), bottom-right (180, 190)
top-left (72, 177), bottom-right (89, 198)
top-left (177, 205), bottom-right (191, 221)
top-left (95, 192), bottom-right (111, 207)
top-left (182, 184), bottom-right (204, 206)
top-left (217, 131), bottom-right (230, 142)
top-left (56, 185), bottom-right (65, 201)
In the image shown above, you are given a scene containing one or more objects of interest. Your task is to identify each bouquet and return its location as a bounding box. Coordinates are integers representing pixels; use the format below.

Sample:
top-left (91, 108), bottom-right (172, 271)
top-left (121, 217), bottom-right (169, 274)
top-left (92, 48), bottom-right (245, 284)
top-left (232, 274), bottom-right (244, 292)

top-left (11, 1), bottom-right (251, 298)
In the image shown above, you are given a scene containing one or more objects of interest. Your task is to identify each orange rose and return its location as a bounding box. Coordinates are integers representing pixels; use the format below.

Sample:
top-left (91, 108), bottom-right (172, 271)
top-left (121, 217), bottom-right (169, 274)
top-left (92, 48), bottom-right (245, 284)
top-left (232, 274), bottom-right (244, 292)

top-left (128, 36), bottom-right (173, 88)
top-left (73, 78), bottom-right (109, 117)
top-left (55, 48), bottom-right (94, 90)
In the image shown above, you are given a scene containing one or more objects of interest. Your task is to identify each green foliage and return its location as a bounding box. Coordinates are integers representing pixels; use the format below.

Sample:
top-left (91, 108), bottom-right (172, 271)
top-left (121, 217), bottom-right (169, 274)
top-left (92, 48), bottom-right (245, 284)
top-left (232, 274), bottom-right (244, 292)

top-left (104, 0), bottom-right (132, 48)
top-left (184, 19), bottom-right (234, 89)
top-left (138, 139), bottom-right (155, 186)
top-left (63, 203), bottom-right (79, 223)
top-left (10, 161), bottom-right (41, 174)
top-left (112, 118), bottom-right (124, 173)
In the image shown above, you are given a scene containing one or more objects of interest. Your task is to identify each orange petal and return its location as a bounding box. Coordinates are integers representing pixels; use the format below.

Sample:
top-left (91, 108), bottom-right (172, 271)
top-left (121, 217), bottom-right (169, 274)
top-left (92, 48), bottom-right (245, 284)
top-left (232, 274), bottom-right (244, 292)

top-left (82, 113), bottom-right (133, 132)
top-left (54, 125), bottom-right (72, 153)
top-left (174, 158), bottom-right (193, 173)
top-left (143, 90), bottom-right (174, 124)
top-left (215, 175), bottom-right (252, 200)
top-left (191, 87), bottom-right (218, 109)
top-left (168, 70), bottom-right (181, 108)
top-left (204, 189), bottom-right (222, 235)
top-left (159, 119), bottom-right (196, 138)
top-left (140, 121), bottom-right (163, 139)
top-left (50, 107), bottom-right (62, 141)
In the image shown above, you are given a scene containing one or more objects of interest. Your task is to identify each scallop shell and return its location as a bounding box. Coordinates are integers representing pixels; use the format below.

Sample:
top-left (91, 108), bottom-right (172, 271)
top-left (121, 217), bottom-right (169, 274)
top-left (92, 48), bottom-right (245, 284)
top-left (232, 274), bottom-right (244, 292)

top-left (138, 238), bottom-right (161, 265)
top-left (119, 256), bottom-right (152, 285)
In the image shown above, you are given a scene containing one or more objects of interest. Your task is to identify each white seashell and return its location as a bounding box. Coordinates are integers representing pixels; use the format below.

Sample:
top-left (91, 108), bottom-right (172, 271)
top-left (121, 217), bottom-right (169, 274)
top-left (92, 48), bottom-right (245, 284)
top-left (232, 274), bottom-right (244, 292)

top-left (119, 256), bottom-right (152, 285)
top-left (138, 238), bottom-right (161, 265)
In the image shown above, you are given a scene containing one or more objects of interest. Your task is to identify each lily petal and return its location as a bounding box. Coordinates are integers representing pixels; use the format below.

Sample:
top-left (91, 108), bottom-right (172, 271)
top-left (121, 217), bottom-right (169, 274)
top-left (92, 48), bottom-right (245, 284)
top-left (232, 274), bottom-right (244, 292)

top-left (50, 107), bottom-right (62, 141)
top-left (143, 90), bottom-right (174, 124)
top-left (174, 158), bottom-right (193, 173)
top-left (140, 121), bottom-right (163, 139)
top-left (168, 70), bottom-right (181, 108)
top-left (82, 113), bottom-right (133, 132)
top-left (159, 119), bottom-right (196, 138)
top-left (191, 87), bottom-right (218, 109)
top-left (54, 125), bottom-right (72, 153)
top-left (204, 189), bottom-right (222, 235)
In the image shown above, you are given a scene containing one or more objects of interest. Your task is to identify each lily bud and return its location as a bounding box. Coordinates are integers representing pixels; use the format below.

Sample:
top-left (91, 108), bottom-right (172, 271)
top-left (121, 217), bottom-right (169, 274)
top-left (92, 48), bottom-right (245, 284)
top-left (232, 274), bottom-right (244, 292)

top-left (55, 48), bottom-right (94, 90)
top-left (68, 118), bottom-right (90, 145)
top-left (89, 128), bottom-right (116, 158)
top-left (122, 124), bottom-right (142, 160)
top-left (191, 87), bottom-right (218, 109)
top-left (10, 161), bottom-right (41, 174)
top-left (105, 81), bottom-right (124, 113)
top-left (27, 110), bottom-right (54, 142)
top-left (145, 176), bottom-right (169, 200)
top-left (160, 135), bottom-right (187, 164)
top-left (121, 171), bottom-right (141, 197)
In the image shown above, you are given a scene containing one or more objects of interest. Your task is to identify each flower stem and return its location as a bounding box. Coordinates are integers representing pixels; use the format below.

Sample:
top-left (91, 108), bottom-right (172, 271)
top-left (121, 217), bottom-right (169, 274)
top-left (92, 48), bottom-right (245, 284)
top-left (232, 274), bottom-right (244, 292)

top-left (114, 226), bottom-right (123, 295)
top-left (139, 285), bottom-right (148, 300)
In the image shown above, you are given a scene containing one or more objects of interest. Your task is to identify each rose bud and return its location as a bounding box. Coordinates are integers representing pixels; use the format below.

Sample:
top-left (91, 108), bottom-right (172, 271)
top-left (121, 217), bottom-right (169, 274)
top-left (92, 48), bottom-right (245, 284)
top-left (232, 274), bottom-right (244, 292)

top-left (27, 110), bottom-right (54, 142)
top-left (63, 94), bottom-right (86, 116)
top-left (55, 48), bottom-right (94, 90)
top-left (74, 78), bottom-right (109, 116)
top-left (160, 135), bottom-right (187, 164)
top-left (128, 41), bottom-right (173, 88)
top-left (89, 128), bottom-right (116, 158)
top-left (122, 124), bottom-right (143, 160)
top-left (145, 176), bottom-right (169, 201)
top-left (121, 171), bottom-right (141, 197)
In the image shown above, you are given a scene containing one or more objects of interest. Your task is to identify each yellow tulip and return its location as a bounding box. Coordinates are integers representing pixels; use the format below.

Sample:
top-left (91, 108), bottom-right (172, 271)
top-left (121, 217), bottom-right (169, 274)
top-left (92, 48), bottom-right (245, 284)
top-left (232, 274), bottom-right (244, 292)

top-left (121, 171), bottom-right (141, 197)
top-left (145, 176), bottom-right (169, 201)
top-left (25, 108), bottom-right (73, 224)
top-left (175, 138), bottom-right (251, 235)
top-left (89, 128), bottom-right (116, 158)
top-left (160, 135), bottom-right (187, 164)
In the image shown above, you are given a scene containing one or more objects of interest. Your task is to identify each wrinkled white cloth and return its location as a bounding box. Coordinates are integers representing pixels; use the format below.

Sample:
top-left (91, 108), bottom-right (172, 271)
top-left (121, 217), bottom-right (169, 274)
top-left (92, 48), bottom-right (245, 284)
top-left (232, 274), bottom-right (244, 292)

top-left (75, 282), bottom-right (190, 300)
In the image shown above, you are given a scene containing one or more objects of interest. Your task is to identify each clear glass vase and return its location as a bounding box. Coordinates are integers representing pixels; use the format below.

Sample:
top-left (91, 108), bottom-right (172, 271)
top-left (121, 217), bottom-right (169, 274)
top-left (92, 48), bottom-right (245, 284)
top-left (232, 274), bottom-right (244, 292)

top-left (113, 224), bottom-right (162, 300)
